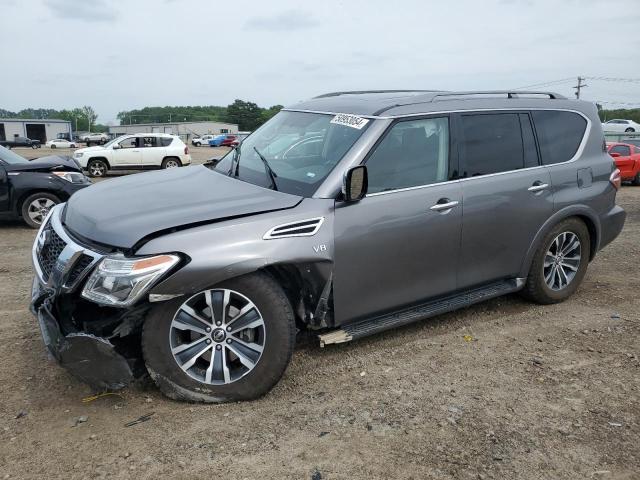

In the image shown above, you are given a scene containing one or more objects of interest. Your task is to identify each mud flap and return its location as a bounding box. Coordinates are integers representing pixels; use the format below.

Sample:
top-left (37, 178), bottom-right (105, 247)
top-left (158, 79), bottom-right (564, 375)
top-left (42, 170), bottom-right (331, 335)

top-left (37, 304), bottom-right (133, 391)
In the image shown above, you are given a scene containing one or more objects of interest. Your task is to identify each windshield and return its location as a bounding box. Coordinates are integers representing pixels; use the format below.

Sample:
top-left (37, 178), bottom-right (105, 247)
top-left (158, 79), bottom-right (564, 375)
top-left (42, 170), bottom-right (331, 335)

top-left (0, 145), bottom-right (29, 164)
top-left (214, 111), bottom-right (370, 197)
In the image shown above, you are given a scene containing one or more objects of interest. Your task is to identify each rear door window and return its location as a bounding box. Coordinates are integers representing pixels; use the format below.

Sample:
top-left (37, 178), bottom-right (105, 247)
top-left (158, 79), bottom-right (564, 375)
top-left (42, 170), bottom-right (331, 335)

top-left (532, 110), bottom-right (587, 165)
top-left (459, 113), bottom-right (525, 177)
top-left (140, 136), bottom-right (157, 147)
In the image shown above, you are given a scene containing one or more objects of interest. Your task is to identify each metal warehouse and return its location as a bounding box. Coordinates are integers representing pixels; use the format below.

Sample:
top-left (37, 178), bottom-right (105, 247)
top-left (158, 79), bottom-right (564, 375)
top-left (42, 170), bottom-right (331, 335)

top-left (0, 118), bottom-right (72, 144)
top-left (109, 121), bottom-right (239, 142)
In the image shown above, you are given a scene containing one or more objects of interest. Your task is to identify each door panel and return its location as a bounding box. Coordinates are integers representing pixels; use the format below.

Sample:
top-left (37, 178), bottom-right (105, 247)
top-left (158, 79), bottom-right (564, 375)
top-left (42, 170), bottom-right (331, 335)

top-left (112, 137), bottom-right (141, 166)
top-left (333, 182), bottom-right (462, 323)
top-left (458, 170), bottom-right (554, 288)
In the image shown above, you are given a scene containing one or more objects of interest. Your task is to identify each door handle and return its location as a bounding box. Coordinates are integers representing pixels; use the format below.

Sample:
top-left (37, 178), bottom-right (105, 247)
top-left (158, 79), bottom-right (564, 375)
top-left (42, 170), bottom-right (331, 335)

top-left (430, 199), bottom-right (459, 212)
top-left (528, 182), bottom-right (549, 192)
top-left (132, 149), bottom-right (140, 152)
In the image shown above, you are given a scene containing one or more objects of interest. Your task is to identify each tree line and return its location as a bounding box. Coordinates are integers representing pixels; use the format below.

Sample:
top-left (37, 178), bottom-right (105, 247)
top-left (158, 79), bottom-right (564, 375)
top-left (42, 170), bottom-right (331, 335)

top-left (597, 107), bottom-right (640, 124)
top-left (116, 100), bottom-right (283, 131)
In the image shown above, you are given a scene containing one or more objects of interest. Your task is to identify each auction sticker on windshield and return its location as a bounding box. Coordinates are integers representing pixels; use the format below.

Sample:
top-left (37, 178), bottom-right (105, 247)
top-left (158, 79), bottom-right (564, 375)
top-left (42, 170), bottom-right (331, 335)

top-left (330, 113), bottom-right (370, 130)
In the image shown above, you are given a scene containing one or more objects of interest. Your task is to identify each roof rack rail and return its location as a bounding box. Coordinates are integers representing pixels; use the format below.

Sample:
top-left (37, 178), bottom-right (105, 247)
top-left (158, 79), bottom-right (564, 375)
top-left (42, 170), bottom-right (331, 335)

top-left (314, 90), bottom-right (440, 99)
top-left (431, 90), bottom-right (566, 101)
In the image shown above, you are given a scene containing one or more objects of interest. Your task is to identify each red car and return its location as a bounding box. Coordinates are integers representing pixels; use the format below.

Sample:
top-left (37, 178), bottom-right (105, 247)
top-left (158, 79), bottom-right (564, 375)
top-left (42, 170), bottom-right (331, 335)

top-left (220, 135), bottom-right (238, 147)
top-left (607, 142), bottom-right (640, 185)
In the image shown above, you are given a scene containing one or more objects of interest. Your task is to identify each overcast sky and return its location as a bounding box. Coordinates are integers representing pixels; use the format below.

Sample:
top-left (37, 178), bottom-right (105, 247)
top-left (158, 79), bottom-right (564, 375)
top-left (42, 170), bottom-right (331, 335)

top-left (1, 0), bottom-right (639, 124)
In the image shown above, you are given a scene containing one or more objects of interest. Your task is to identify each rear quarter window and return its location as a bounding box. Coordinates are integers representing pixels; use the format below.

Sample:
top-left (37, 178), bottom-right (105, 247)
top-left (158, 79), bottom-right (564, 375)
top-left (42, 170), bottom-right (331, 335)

top-left (532, 111), bottom-right (587, 165)
top-left (160, 137), bottom-right (173, 147)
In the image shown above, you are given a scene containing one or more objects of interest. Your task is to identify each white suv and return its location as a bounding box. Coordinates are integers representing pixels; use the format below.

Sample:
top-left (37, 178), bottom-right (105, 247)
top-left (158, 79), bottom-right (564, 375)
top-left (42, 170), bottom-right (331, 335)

top-left (73, 133), bottom-right (192, 177)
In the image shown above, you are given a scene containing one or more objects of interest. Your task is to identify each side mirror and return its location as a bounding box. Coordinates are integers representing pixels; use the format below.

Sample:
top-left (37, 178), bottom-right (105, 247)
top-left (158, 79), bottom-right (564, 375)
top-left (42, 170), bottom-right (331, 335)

top-left (342, 165), bottom-right (368, 202)
top-left (112, 144), bottom-right (121, 149)
top-left (609, 152), bottom-right (620, 158)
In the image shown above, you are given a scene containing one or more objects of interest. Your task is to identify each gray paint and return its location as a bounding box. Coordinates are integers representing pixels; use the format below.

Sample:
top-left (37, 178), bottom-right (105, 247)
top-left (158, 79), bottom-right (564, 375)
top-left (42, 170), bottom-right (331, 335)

top-left (38, 91), bottom-right (626, 328)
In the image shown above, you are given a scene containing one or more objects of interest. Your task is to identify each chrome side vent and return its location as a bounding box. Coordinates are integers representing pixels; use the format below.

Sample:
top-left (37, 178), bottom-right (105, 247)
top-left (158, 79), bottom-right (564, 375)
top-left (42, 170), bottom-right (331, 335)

top-left (263, 217), bottom-right (324, 240)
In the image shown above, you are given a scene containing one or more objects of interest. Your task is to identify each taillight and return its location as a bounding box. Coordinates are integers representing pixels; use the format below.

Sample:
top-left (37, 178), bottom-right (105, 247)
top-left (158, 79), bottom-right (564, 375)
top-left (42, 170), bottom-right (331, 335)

top-left (610, 168), bottom-right (621, 190)
top-left (184, 146), bottom-right (189, 155)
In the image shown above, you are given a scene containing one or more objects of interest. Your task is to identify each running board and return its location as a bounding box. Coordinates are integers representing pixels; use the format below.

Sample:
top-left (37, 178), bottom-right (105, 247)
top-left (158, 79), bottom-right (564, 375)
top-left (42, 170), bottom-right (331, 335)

top-left (318, 279), bottom-right (524, 346)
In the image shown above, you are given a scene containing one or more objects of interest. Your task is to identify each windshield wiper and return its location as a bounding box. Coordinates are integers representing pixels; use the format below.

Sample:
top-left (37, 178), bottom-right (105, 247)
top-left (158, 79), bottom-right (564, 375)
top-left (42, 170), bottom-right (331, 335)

top-left (253, 146), bottom-right (278, 191)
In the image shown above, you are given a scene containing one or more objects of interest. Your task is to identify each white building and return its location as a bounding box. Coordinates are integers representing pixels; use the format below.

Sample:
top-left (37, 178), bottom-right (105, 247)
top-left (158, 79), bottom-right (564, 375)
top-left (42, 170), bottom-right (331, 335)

top-left (109, 121), bottom-right (238, 143)
top-left (0, 118), bottom-right (72, 144)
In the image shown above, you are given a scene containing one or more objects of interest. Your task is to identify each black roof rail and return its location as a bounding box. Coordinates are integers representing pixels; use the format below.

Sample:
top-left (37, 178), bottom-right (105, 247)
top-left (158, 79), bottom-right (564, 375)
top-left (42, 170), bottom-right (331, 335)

top-left (313, 90), bottom-right (440, 99)
top-left (431, 90), bottom-right (566, 101)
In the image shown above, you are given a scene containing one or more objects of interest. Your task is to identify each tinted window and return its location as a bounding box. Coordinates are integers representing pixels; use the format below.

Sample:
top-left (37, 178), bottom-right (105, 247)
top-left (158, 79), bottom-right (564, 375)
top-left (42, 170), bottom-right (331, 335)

top-left (161, 137), bottom-right (173, 147)
top-left (532, 111), bottom-right (587, 165)
top-left (366, 117), bottom-right (449, 193)
top-left (610, 145), bottom-right (630, 156)
top-left (140, 136), bottom-right (157, 147)
top-left (460, 113), bottom-right (524, 177)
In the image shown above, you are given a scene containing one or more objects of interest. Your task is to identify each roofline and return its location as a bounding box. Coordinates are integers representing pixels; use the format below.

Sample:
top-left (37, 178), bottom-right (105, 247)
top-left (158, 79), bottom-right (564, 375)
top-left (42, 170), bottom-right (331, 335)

top-left (0, 118), bottom-right (71, 123)
top-left (111, 120), bottom-right (238, 127)
top-left (314, 90), bottom-right (442, 98)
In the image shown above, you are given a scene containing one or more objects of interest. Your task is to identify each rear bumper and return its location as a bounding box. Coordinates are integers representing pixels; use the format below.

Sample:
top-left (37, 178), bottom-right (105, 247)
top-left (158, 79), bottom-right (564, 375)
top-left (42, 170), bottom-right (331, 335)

top-left (599, 205), bottom-right (626, 251)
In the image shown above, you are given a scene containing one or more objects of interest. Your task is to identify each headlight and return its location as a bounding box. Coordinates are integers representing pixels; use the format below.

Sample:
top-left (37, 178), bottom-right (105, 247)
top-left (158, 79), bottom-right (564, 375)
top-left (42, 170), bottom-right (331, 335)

top-left (81, 254), bottom-right (180, 306)
top-left (53, 171), bottom-right (88, 183)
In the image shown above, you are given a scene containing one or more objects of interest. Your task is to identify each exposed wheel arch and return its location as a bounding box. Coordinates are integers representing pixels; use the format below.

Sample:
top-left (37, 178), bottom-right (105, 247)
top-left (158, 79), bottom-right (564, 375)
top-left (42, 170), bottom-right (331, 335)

top-left (15, 188), bottom-right (69, 216)
top-left (520, 209), bottom-right (599, 279)
top-left (87, 156), bottom-right (111, 168)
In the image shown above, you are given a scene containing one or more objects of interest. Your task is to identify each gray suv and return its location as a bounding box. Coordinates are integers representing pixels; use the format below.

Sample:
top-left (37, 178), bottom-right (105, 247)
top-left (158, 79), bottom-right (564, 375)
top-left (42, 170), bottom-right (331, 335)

top-left (30, 90), bottom-right (626, 402)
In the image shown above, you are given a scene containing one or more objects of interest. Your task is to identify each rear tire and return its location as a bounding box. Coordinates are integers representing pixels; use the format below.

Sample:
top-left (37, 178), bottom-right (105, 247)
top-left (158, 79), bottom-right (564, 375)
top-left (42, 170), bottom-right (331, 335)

top-left (161, 157), bottom-right (181, 169)
top-left (87, 159), bottom-right (108, 177)
top-left (625, 128), bottom-right (635, 133)
top-left (21, 192), bottom-right (61, 228)
top-left (50, 144), bottom-right (56, 149)
top-left (142, 273), bottom-right (296, 403)
top-left (521, 218), bottom-right (590, 304)
top-left (633, 172), bottom-right (640, 186)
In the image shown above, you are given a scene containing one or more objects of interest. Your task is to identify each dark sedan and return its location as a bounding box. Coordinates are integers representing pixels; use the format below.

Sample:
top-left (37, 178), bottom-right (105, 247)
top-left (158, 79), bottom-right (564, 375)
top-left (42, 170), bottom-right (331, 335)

top-left (0, 145), bottom-right (92, 228)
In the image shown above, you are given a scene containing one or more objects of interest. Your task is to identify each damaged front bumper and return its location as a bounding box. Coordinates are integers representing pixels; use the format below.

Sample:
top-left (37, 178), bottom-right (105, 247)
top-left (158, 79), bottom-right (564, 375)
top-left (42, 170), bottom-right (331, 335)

top-left (31, 280), bottom-right (137, 390)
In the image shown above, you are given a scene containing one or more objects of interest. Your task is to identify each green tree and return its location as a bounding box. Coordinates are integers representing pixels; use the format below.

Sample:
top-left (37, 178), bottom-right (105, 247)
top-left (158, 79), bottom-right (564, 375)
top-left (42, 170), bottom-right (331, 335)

top-left (225, 99), bottom-right (263, 131)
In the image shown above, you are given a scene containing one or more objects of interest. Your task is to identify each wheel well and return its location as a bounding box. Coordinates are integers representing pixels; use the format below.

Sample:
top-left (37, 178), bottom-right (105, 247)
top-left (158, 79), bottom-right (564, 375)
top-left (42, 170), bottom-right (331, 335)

top-left (163, 156), bottom-right (181, 165)
top-left (88, 157), bottom-right (110, 168)
top-left (574, 214), bottom-right (598, 260)
top-left (16, 189), bottom-right (68, 215)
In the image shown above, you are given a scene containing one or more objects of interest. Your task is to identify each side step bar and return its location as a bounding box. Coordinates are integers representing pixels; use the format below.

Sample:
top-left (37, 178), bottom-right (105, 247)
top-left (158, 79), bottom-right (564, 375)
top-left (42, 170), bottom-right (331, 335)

top-left (318, 279), bottom-right (524, 346)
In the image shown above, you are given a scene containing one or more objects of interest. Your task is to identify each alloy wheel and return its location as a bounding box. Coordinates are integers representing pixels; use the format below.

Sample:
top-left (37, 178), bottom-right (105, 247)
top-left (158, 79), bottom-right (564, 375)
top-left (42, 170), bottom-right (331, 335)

top-left (543, 231), bottom-right (581, 291)
top-left (27, 197), bottom-right (56, 225)
top-left (165, 160), bottom-right (179, 168)
top-left (89, 163), bottom-right (106, 176)
top-left (169, 289), bottom-right (266, 385)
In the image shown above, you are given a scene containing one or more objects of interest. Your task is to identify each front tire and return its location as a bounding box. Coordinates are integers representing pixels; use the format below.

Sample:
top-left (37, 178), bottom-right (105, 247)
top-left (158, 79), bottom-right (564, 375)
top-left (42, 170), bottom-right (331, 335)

top-left (142, 273), bottom-right (296, 403)
top-left (21, 192), bottom-right (60, 228)
top-left (633, 172), bottom-right (640, 186)
top-left (521, 218), bottom-right (590, 304)
top-left (87, 159), bottom-right (108, 177)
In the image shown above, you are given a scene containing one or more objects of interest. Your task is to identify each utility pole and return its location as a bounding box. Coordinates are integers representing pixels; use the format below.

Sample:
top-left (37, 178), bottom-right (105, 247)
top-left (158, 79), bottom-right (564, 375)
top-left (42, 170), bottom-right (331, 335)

top-left (574, 76), bottom-right (587, 99)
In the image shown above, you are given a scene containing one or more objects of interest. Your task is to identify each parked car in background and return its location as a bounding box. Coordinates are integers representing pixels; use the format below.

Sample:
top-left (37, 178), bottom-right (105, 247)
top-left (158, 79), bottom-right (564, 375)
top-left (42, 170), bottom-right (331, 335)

top-left (81, 132), bottom-right (110, 146)
top-left (30, 90), bottom-right (625, 402)
top-left (221, 135), bottom-right (238, 147)
top-left (0, 145), bottom-right (90, 228)
top-left (192, 135), bottom-right (217, 146)
top-left (0, 136), bottom-right (41, 149)
top-left (73, 133), bottom-right (191, 177)
top-left (607, 142), bottom-right (640, 185)
top-left (601, 119), bottom-right (640, 133)
top-left (208, 134), bottom-right (228, 147)
top-left (46, 139), bottom-right (78, 149)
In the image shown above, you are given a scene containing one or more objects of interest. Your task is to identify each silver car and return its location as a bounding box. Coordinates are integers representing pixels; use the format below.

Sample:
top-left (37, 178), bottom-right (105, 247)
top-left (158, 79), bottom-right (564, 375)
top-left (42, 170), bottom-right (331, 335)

top-left (30, 90), bottom-right (626, 402)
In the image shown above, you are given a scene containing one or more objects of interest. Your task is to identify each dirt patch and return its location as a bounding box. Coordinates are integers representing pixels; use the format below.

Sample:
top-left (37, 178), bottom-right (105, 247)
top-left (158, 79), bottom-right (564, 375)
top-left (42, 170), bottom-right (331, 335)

top-left (0, 187), bottom-right (638, 479)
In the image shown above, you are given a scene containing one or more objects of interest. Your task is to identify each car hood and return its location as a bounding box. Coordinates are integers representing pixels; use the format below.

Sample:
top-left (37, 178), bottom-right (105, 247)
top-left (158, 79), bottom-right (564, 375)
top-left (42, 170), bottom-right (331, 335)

top-left (74, 146), bottom-right (106, 155)
top-left (6, 155), bottom-right (82, 172)
top-left (63, 165), bottom-right (303, 250)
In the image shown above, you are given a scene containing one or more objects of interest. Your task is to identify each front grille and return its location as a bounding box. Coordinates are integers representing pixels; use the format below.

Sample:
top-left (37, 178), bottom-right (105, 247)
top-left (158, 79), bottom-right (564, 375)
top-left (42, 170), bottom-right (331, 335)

top-left (66, 254), bottom-right (94, 285)
top-left (38, 225), bottom-right (67, 281)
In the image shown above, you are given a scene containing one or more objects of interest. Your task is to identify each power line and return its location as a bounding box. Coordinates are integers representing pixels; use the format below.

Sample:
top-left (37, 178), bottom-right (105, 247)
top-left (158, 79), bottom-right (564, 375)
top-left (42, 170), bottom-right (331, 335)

top-left (515, 77), bottom-right (575, 89)
top-left (585, 76), bottom-right (640, 84)
top-left (574, 76), bottom-right (587, 99)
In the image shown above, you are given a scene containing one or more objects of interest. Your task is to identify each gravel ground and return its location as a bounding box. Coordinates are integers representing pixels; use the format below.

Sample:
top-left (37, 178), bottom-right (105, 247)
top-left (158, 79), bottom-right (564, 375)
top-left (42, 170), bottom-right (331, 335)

top-left (0, 164), bottom-right (638, 479)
